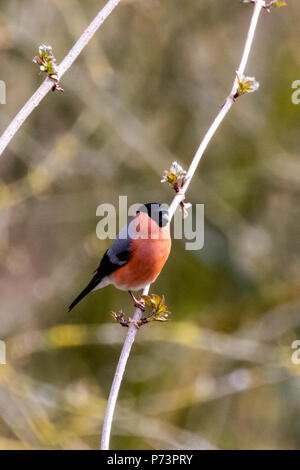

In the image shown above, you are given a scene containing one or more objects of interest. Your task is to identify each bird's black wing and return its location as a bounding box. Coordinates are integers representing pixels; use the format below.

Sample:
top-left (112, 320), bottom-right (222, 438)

top-left (68, 223), bottom-right (132, 311)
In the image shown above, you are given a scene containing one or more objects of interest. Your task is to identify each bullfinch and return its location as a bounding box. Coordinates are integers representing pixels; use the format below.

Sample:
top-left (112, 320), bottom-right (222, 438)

top-left (68, 203), bottom-right (171, 312)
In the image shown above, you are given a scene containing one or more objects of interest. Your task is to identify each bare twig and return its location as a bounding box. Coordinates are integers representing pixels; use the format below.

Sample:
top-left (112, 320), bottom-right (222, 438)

top-left (0, 0), bottom-right (122, 157)
top-left (101, 0), bottom-right (266, 450)
top-left (101, 285), bottom-right (150, 450)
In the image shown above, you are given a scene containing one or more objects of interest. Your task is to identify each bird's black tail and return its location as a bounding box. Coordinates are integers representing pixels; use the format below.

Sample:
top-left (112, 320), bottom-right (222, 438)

top-left (68, 276), bottom-right (101, 311)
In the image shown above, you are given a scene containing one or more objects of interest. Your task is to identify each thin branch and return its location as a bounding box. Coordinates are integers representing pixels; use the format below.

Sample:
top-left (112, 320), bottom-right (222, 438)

top-left (0, 0), bottom-right (122, 157)
top-left (101, 0), bottom-right (266, 450)
top-left (100, 285), bottom-right (150, 450)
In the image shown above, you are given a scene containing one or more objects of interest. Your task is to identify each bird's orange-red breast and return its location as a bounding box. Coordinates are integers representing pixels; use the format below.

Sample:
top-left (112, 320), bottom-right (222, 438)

top-left (111, 211), bottom-right (171, 290)
top-left (68, 203), bottom-right (171, 311)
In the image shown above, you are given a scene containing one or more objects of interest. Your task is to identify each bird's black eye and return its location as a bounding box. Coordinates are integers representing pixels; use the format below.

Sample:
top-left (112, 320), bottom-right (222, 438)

top-left (158, 211), bottom-right (162, 227)
top-left (136, 203), bottom-right (169, 227)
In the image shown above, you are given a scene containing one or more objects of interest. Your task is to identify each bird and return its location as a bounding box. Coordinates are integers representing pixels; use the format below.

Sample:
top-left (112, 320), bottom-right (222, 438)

top-left (68, 203), bottom-right (171, 312)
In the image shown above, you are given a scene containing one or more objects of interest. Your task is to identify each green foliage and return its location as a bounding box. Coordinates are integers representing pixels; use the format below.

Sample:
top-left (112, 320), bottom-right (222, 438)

top-left (161, 161), bottom-right (187, 191)
top-left (271, 1), bottom-right (287, 7)
top-left (111, 294), bottom-right (170, 327)
top-left (161, 161), bottom-right (191, 218)
top-left (235, 72), bottom-right (260, 98)
top-left (242, 0), bottom-right (287, 11)
top-left (141, 294), bottom-right (171, 322)
top-left (33, 45), bottom-right (58, 75)
top-left (33, 44), bottom-right (64, 92)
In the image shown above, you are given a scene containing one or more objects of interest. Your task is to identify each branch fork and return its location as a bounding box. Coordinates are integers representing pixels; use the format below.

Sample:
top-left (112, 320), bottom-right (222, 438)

top-left (111, 294), bottom-right (171, 329)
top-left (111, 311), bottom-right (148, 329)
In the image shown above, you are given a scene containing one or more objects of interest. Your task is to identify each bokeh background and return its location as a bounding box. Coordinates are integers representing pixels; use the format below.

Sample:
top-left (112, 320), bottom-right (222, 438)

top-left (0, 0), bottom-right (299, 450)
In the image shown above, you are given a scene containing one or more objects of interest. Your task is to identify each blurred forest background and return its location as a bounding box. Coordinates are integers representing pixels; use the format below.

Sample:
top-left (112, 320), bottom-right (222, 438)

top-left (0, 0), bottom-right (300, 450)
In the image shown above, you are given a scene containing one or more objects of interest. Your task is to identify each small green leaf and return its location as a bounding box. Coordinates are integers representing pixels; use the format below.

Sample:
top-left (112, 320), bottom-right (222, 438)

top-left (152, 294), bottom-right (161, 309)
top-left (141, 295), bottom-right (153, 307)
top-left (161, 161), bottom-right (187, 190)
top-left (33, 44), bottom-right (64, 92)
top-left (141, 293), bottom-right (171, 323)
top-left (269, 1), bottom-right (287, 7)
top-left (235, 72), bottom-right (259, 98)
top-left (243, 0), bottom-right (287, 9)
top-left (33, 44), bottom-right (58, 76)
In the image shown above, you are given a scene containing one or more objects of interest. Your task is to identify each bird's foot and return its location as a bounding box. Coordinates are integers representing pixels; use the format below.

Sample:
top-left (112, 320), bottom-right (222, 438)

top-left (129, 291), bottom-right (146, 312)
top-left (112, 293), bottom-right (171, 329)
top-left (133, 299), bottom-right (146, 312)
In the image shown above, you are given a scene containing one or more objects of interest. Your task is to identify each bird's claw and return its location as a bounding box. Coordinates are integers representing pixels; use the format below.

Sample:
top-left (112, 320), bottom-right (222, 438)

top-left (128, 291), bottom-right (146, 312)
top-left (133, 299), bottom-right (146, 312)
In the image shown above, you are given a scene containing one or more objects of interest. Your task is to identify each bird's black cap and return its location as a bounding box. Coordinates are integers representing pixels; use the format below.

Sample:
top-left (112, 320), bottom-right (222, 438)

top-left (136, 202), bottom-right (169, 227)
